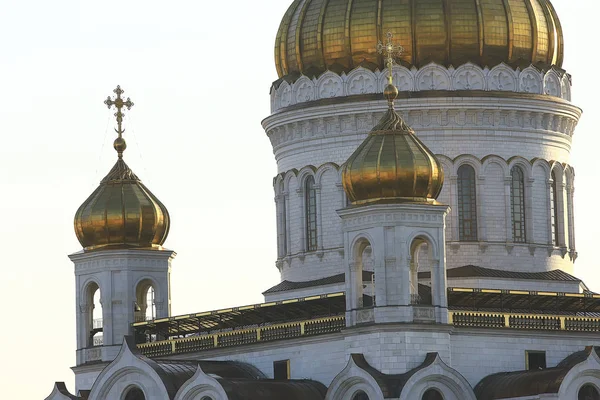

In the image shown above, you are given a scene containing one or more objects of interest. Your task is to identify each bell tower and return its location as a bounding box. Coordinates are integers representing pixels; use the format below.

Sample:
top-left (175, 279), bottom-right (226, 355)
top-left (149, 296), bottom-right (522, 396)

top-left (70, 86), bottom-right (175, 392)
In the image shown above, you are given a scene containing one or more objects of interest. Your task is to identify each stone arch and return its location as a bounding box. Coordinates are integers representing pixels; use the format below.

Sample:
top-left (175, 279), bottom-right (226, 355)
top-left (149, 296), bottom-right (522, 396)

top-left (297, 166), bottom-right (318, 188)
top-left (507, 156), bottom-right (532, 179)
top-left (89, 338), bottom-right (172, 400)
top-left (407, 233), bottom-right (438, 305)
top-left (379, 65), bottom-right (413, 92)
top-left (452, 63), bottom-right (486, 91)
top-left (273, 174), bottom-right (285, 195)
top-left (531, 158), bottom-right (552, 181)
top-left (81, 278), bottom-right (103, 348)
top-left (399, 354), bottom-right (476, 400)
top-left (134, 277), bottom-right (160, 322)
top-left (452, 154), bottom-right (482, 176)
top-left (346, 67), bottom-right (377, 95)
top-left (416, 63), bottom-right (451, 91)
top-left (283, 169), bottom-right (299, 194)
top-left (293, 75), bottom-right (316, 103)
top-left (174, 366), bottom-right (229, 400)
top-left (325, 356), bottom-right (385, 400)
top-left (519, 66), bottom-right (543, 94)
top-left (317, 71), bottom-right (343, 99)
top-left (488, 63), bottom-right (517, 91)
top-left (544, 69), bottom-right (562, 97)
top-left (481, 155), bottom-right (509, 177)
top-left (315, 162), bottom-right (341, 187)
top-left (349, 234), bottom-right (376, 309)
top-left (276, 81), bottom-right (292, 109)
top-left (122, 385), bottom-right (147, 400)
top-left (558, 350), bottom-right (600, 399)
top-left (561, 74), bottom-right (572, 101)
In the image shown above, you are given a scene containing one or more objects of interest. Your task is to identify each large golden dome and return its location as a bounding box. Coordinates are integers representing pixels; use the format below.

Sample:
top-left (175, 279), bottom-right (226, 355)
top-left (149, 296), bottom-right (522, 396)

top-left (342, 84), bottom-right (444, 204)
top-left (275, 0), bottom-right (563, 78)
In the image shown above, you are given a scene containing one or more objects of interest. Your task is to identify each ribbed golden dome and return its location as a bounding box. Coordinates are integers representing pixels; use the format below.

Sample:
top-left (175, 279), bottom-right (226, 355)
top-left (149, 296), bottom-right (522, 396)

top-left (276, 0), bottom-right (563, 78)
top-left (74, 158), bottom-right (170, 251)
top-left (342, 84), bottom-right (444, 204)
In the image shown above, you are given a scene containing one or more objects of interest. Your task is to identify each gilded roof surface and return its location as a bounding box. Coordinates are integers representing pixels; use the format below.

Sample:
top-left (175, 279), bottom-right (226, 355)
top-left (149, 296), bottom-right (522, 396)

top-left (74, 158), bottom-right (170, 251)
top-left (275, 0), bottom-right (563, 78)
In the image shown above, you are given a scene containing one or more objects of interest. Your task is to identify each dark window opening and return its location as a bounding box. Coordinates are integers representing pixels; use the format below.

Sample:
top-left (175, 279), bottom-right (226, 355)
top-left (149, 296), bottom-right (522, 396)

top-left (124, 387), bottom-right (145, 400)
top-left (352, 391), bottom-right (369, 400)
top-left (526, 351), bottom-right (547, 370)
top-left (305, 176), bottom-right (318, 251)
top-left (579, 384), bottom-right (600, 400)
top-left (422, 388), bottom-right (444, 400)
top-left (511, 166), bottom-right (527, 243)
top-left (273, 360), bottom-right (290, 380)
top-left (458, 164), bottom-right (478, 241)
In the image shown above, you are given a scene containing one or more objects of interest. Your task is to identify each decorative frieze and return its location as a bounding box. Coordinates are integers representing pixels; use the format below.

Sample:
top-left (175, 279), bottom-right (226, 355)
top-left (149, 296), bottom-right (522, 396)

top-left (271, 63), bottom-right (572, 112)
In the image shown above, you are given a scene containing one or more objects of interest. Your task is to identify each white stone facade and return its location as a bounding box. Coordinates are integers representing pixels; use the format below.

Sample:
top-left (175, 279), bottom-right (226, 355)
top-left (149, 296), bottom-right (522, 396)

top-left (266, 63), bottom-right (581, 286)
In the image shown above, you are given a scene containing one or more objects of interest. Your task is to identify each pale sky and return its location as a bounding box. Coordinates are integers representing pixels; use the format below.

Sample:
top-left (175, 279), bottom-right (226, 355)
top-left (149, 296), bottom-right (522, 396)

top-left (0, 0), bottom-right (598, 397)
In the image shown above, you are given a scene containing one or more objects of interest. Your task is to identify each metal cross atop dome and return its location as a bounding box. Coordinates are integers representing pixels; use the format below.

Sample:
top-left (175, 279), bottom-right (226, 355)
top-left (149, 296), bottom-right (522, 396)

top-left (104, 85), bottom-right (134, 136)
top-left (377, 32), bottom-right (404, 85)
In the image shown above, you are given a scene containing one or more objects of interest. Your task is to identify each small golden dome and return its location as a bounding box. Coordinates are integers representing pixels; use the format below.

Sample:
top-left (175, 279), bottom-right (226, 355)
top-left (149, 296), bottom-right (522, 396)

top-left (75, 86), bottom-right (169, 251)
top-left (275, 0), bottom-right (563, 78)
top-left (342, 85), bottom-right (444, 204)
top-left (74, 156), bottom-right (170, 251)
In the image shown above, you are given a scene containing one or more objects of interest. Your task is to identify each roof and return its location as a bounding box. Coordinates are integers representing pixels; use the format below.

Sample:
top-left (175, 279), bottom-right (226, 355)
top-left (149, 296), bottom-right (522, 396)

top-left (220, 379), bottom-right (327, 400)
top-left (474, 347), bottom-right (600, 399)
top-left (351, 353), bottom-right (438, 398)
top-left (419, 265), bottom-right (580, 282)
top-left (264, 271), bottom-right (374, 294)
top-left (133, 292), bottom-right (345, 340)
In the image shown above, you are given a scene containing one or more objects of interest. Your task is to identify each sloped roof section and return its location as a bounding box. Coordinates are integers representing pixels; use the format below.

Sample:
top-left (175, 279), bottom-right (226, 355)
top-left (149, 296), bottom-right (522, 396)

top-left (474, 347), bottom-right (600, 399)
top-left (263, 271), bottom-right (374, 294)
top-left (419, 265), bottom-right (580, 282)
top-left (220, 379), bottom-right (327, 400)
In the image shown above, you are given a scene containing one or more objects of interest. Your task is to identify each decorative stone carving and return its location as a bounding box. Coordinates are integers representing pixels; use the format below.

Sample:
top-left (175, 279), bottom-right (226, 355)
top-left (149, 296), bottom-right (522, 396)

top-left (271, 62), bottom-right (573, 112)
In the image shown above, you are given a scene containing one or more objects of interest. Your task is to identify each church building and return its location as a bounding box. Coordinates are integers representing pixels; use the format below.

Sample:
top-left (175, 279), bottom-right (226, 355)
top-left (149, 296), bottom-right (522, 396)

top-left (46, 0), bottom-right (600, 399)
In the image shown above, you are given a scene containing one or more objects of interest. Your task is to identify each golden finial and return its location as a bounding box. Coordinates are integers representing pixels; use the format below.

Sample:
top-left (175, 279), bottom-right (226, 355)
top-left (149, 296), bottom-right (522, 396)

top-left (104, 85), bottom-right (134, 158)
top-left (377, 32), bottom-right (403, 108)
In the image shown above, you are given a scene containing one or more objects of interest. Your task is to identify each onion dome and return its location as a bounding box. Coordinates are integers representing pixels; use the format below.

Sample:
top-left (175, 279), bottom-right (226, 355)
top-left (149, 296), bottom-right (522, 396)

top-left (342, 81), bottom-right (444, 204)
top-left (74, 86), bottom-right (170, 251)
top-left (275, 0), bottom-right (563, 79)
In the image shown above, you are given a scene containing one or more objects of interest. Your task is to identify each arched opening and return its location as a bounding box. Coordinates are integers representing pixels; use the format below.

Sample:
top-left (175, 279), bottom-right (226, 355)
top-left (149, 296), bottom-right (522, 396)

top-left (422, 388), bottom-right (444, 400)
top-left (457, 164), bottom-right (478, 241)
top-left (353, 239), bottom-right (374, 309)
top-left (352, 390), bottom-right (369, 400)
top-left (86, 282), bottom-right (103, 347)
top-left (550, 170), bottom-right (560, 246)
top-left (200, 397), bottom-right (214, 400)
top-left (510, 166), bottom-right (527, 243)
top-left (305, 176), bottom-right (318, 252)
top-left (135, 280), bottom-right (157, 323)
top-left (579, 384), bottom-right (600, 400)
top-left (410, 238), bottom-right (433, 306)
top-left (124, 387), bottom-right (145, 400)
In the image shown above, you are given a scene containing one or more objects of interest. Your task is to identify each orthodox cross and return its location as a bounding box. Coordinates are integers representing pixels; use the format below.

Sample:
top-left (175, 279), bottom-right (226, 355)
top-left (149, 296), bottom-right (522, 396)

top-left (377, 32), bottom-right (404, 85)
top-left (104, 85), bottom-right (134, 136)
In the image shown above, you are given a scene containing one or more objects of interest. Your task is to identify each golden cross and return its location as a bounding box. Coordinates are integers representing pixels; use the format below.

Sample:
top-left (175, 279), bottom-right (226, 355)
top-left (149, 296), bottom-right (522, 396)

top-left (377, 32), bottom-right (404, 85)
top-left (104, 85), bottom-right (134, 136)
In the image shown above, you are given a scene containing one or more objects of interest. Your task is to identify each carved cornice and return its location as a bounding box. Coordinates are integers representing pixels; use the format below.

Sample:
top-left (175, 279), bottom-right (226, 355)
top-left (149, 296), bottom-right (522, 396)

top-left (270, 63), bottom-right (572, 113)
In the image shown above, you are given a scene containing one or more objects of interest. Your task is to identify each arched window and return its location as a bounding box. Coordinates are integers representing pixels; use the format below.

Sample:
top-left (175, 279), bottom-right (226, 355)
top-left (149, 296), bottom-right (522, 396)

top-left (422, 388), bottom-right (444, 400)
top-left (279, 181), bottom-right (287, 257)
top-left (579, 384), bottom-right (600, 400)
top-left (305, 176), bottom-right (318, 251)
top-left (352, 390), bottom-right (369, 400)
top-left (135, 281), bottom-right (157, 323)
top-left (511, 166), bottom-right (526, 243)
top-left (457, 164), bottom-right (478, 241)
top-left (124, 387), bottom-right (145, 400)
top-left (550, 170), bottom-right (559, 246)
top-left (89, 284), bottom-right (103, 347)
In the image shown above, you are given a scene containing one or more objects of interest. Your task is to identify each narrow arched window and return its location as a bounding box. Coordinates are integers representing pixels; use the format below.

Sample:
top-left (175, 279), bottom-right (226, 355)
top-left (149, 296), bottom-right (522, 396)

top-left (305, 176), bottom-right (318, 251)
top-left (511, 166), bottom-right (526, 243)
top-left (279, 182), bottom-right (287, 257)
top-left (124, 387), bottom-right (146, 400)
top-left (422, 389), bottom-right (444, 400)
top-left (352, 391), bottom-right (369, 400)
top-left (91, 286), bottom-right (103, 347)
top-left (579, 384), bottom-right (600, 400)
top-left (550, 170), bottom-right (559, 246)
top-left (457, 164), bottom-right (478, 241)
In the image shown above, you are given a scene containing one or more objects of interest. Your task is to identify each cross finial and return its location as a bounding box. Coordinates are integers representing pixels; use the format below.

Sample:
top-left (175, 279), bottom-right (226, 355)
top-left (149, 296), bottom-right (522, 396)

top-left (104, 85), bottom-right (134, 158)
top-left (377, 32), bottom-right (404, 85)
